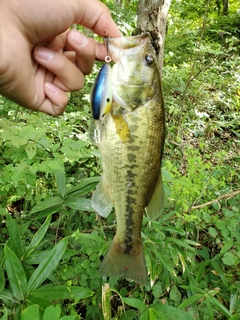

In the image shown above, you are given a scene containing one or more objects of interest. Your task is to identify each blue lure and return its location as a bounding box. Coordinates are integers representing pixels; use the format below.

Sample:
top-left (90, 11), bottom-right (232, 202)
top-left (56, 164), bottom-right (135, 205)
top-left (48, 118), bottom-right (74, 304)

top-left (90, 64), bottom-right (112, 120)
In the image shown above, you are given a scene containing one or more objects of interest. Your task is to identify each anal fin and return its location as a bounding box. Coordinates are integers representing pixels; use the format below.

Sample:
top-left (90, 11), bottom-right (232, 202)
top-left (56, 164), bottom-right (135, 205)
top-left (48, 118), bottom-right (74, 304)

top-left (91, 178), bottom-right (113, 217)
top-left (145, 173), bottom-right (164, 219)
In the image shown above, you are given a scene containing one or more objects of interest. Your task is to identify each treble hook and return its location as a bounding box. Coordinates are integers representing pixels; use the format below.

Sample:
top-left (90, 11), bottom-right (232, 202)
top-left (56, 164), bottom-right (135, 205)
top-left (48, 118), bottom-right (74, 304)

top-left (94, 123), bottom-right (101, 144)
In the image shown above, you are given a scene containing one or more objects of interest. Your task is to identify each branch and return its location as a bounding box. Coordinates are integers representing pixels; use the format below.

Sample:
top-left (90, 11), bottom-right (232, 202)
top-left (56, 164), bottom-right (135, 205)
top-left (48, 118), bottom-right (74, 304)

top-left (190, 190), bottom-right (240, 210)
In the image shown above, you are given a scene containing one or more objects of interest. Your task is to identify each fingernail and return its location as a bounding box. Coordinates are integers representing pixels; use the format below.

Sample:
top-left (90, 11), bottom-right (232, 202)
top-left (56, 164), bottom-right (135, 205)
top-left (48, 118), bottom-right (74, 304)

top-left (35, 47), bottom-right (55, 61)
top-left (45, 82), bottom-right (59, 95)
top-left (72, 30), bottom-right (88, 47)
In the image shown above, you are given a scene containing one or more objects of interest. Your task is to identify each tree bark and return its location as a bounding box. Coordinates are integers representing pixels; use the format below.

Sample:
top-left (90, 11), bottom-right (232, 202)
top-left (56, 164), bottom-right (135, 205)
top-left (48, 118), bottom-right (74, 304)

top-left (222, 0), bottom-right (228, 16)
top-left (136, 0), bottom-right (171, 72)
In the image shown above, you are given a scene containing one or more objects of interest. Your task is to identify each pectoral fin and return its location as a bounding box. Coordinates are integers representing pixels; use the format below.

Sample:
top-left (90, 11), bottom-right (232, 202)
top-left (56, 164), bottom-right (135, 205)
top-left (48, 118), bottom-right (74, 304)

top-left (145, 173), bottom-right (164, 219)
top-left (112, 114), bottom-right (130, 142)
top-left (91, 178), bottom-right (113, 217)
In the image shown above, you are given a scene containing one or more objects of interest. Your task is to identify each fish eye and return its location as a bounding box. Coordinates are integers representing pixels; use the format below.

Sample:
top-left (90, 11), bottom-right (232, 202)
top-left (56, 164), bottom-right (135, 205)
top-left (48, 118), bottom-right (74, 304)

top-left (144, 54), bottom-right (154, 66)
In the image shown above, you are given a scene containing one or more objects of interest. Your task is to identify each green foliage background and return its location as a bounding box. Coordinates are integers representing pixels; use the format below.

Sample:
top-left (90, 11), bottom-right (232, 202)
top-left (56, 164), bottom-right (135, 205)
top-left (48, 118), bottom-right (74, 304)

top-left (0, 0), bottom-right (239, 319)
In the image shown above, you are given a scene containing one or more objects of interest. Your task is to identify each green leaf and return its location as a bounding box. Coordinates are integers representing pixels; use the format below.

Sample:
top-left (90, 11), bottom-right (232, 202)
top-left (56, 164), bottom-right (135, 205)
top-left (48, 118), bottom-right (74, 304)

top-left (122, 297), bottom-right (146, 312)
top-left (150, 304), bottom-right (195, 320)
top-left (4, 245), bottom-right (27, 300)
top-left (152, 284), bottom-right (163, 298)
top-left (211, 261), bottom-right (228, 287)
top-left (26, 296), bottom-right (52, 312)
top-left (0, 308), bottom-right (8, 320)
top-left (140, 309), bottom-right (149, 320)
top-left (206, 296), bottom-right (214, 320)
top-left (220, 241), bottom-right (234, 254)
top-left (6, 213), bottom-right (23, 258)
top-left (70, 286), bottom-right (94, 300)
top-left (148, 307), bottom-right (168, 320)
top-left (25, 143), bottom-right (37, 159)
top-left (161, 227), bottom-right (185, 236)
top-left (167, 237), bottom-right (197, 252)
top-left (30, 196), bottom-right (63, 214)
top-left (36, 205), bottom-right (62, 219)
top-left (102, 283), bottom-right (111, 320)
top-left (178, 294), bottom-right (205, 309)
top-left (196, 261), bottom-right (209, 283)
top-left (25, 249), bottom-right (76, 265)
top-left (222, 252), bottom-right (237, 266)
top-left (23, 215), bottom-right (52, 260)
top-left (30, 284), bottom-right (93, 300)
top-left (27, 238), bottom-right (68, 294)
top-left (0, 268), bottom-right (5, 291)
top-left (21, 305), bottom-right (40, 320)
top-left (228, 315), bottom-right (239, 320)
top-left (169, 286), bottom-right (181, 302)
top-left (43, 305), bottom-right (61, 320)
top-left (208, 227), bottom-right (218, 238)
top-left (65, 198), bottom-right (92, 211)
top-left (66, 177), bottom-right (100, 197)
top-left (54, 170), bottom-right (66, 198)
top-left (29, 217), bottom-right (51, 246)
top-left (229, 287), bottom-right (238, 313)
top-left (207, 295), bottom-right (232, 318)
top-left (0, 289), bottom-right (18, 303)
top-left (59, 317), bottom-right (77, 320)
top-left (153, 250), bottom-right (175, 273)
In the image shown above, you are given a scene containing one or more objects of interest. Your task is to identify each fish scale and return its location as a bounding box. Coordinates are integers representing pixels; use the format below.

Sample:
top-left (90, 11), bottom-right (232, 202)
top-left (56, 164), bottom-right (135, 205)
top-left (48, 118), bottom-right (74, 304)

top-left (91, 33), bottom-right (165, 285)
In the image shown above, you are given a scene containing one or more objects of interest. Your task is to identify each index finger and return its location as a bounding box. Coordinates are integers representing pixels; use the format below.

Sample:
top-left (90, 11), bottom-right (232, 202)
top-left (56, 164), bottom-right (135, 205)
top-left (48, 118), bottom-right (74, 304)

top-left (71, 0), bottom-right (122, 37)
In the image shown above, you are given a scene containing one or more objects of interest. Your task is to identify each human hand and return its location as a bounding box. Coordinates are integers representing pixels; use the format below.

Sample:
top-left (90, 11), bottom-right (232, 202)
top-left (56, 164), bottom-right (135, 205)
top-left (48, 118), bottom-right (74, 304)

top-left (0, 0), bottom-right (121, 115)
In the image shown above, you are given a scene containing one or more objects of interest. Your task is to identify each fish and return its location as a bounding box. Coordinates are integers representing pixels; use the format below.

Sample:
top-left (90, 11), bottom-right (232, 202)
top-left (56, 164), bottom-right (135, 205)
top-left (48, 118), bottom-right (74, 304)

top-left (91, 33), bottom-right (165, 286)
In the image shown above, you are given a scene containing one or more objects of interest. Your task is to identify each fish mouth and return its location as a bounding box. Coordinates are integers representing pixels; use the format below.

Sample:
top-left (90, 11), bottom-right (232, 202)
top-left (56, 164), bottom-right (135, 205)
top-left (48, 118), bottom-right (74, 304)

top-left (108, 33), bottom-right (151, 63)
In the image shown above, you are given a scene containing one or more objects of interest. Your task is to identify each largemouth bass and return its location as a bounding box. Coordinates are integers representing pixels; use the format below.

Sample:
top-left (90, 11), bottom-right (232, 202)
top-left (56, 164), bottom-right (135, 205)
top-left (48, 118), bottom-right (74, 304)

top-left (91, 33), bottom-right (165, 286)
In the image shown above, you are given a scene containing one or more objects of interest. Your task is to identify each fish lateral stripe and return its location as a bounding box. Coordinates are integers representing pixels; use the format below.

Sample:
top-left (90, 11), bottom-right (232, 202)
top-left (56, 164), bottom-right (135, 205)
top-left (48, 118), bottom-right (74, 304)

top-left (90, 64), bottom-right (112, 120)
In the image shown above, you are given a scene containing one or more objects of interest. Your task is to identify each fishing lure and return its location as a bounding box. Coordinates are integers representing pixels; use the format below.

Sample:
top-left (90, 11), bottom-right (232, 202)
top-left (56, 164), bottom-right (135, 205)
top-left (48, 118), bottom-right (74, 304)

top-left (90, 63), bottom-right (112, 120)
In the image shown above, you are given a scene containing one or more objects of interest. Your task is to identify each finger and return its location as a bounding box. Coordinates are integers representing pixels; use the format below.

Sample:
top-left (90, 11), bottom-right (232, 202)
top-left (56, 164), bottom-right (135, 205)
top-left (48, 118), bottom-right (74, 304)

top-left (24, 0), bottom-right (121, 43)
top-left (71, 0), bottom-right (122, 38)
top-left (66, 30), bottom-right (96, 75)
top-left (33, 46), bottom-right (85, 91)
top-left (44, 32), bottom-right (68, 53)
top-left (37, 82), bottom-right (69, 115)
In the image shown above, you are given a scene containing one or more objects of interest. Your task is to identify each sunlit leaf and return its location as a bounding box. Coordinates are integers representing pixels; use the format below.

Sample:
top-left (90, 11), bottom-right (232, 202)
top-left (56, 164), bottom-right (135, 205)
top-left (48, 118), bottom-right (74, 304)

top-left (21, 305), bottom-right (40, 320)
top-left (43, 305), bottom-right (61, 320)
top-left (123, 297), bottom-right (146, 312)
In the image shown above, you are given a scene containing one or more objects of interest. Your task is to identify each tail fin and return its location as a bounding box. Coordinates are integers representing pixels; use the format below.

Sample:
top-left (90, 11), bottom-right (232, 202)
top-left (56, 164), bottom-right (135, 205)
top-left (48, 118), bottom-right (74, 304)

top-left (99, 239), bottom-right (148, 286)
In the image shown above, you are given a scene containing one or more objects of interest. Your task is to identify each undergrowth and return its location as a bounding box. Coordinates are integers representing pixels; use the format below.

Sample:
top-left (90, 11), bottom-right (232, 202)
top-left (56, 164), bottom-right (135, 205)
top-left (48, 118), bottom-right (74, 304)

top-left (0, 0), bottom-right (239, 319)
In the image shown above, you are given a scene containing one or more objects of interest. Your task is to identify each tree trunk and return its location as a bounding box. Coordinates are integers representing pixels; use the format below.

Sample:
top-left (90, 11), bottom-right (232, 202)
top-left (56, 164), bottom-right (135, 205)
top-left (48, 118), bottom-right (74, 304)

top-left (136, 0), bottom-right (171, 73)
top-left (222, 0), bottom-right (228, 16)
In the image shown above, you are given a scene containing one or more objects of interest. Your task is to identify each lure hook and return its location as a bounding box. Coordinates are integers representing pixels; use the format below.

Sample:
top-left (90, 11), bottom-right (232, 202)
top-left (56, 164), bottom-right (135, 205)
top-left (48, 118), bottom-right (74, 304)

top-left (94, 123), bottom-right (101, 144)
